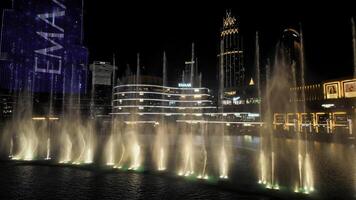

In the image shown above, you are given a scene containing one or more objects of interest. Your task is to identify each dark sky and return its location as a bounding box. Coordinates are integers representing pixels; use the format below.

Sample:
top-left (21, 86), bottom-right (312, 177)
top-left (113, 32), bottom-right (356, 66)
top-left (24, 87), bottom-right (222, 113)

top-left (1, 1), bottom-right (356, 89)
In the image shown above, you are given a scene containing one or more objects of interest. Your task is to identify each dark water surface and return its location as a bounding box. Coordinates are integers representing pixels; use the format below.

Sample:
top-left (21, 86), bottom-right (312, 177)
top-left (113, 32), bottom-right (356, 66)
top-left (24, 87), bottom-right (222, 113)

top-left (0, 163), bottom-right (270, 200)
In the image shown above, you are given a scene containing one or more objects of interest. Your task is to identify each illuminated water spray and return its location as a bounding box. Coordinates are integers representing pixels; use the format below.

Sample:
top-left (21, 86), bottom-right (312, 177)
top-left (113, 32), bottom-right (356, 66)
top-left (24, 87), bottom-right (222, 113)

top-left (197, 123), bottom-right (208, 180)
top-left (129, 143), bottom-right (141, 170)
top-left (155, 124), bottom-right (167, 171)
top-left (158, 147), bottom-right (166, 171)
top-left (24, 135), bottom-right (37, 161)
top-left (178, 133), bottom-right (195, 177)
top-left (258, 150), bottom-right (267, 184)
top-left (219, 146), bottom-right (228, 179)
top-left (59, 132), bottom-right (72, 163)
top-left (9, 137), bottom-right (13, 158)
top-left (115, 143), bottom-right (125, 169)
top-left (106, 134), bottom-right (115, 166)
top-left (85, 148), bottom-right (93, 164)
top-left (303, 153), bottom-right (314, 193)
top-left (73, 131), bottom-right (86, 165)
top-left (45, 138), bottom-right (51, 160)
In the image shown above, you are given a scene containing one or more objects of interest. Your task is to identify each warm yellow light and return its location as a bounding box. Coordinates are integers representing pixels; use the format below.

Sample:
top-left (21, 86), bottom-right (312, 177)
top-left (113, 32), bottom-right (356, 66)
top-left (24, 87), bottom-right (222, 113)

top-left (49, 117), bottom-right (59, 120)
top-left (32, 117), bottom-right (46, 120)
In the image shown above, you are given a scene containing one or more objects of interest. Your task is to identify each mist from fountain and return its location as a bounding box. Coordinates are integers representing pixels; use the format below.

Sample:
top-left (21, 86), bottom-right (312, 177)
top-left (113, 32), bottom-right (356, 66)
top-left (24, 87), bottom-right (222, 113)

top-left (8, 88), bottom-right (39, 161)
top-left (256, 27), bottom-right (314, 193)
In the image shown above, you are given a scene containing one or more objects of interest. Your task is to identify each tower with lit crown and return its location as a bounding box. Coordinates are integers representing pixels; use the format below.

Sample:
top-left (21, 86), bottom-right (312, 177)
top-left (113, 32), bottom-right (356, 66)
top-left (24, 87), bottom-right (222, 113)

top-left (219, 10), bottom-right (244, 89)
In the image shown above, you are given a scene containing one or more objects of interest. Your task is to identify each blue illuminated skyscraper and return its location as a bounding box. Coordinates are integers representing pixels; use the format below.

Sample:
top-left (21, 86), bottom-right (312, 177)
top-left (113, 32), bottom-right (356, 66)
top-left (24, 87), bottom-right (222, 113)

top-left (0, 0), bottom-right (88, 94)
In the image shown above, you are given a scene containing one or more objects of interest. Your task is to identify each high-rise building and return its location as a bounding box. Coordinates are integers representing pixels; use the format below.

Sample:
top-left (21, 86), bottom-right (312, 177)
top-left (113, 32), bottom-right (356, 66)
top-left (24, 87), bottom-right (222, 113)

top-left (0, 0), bottom-right (88, 94)
top-left (218, 10), bottom-right (244, 89)
top-left (89, 61), bottom-right (116, 117)
top-left (217, 11), bottom-right (260, 113)
top-left (181, 43), bottom-right (198, 87)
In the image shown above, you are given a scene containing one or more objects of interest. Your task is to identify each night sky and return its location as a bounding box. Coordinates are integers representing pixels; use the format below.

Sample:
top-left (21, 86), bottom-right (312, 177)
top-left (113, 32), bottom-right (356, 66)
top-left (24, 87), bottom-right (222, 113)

top-left (1, 1), bottom-right (355, 89)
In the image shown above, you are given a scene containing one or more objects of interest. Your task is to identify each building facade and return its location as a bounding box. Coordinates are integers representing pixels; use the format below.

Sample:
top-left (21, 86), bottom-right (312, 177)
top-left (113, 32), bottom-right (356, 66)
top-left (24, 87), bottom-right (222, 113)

top-left (112, 75), bottom-right (261, 127)
top-left (0, 0), bottom-right (88, 94)
top-left (218, 11), bottom-right (244, 89)
top-left (273, 77), bottom-right (356, 134)
top-left (112, 76), bottom-right (215, 122)
top-left (90, 61), bottom-right (116, 117)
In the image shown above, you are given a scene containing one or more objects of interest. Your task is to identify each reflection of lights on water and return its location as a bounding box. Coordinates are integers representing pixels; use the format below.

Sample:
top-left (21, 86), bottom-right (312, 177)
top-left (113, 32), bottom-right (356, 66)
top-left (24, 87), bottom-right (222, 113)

top-left (219, 175), bottom-right (228, 179)
top-left (184, 171), bottom-right (194, 177)
top-left (294, 186), bottom-right (314, 194)
top-left (273, 184), bottom-right (280, 190)
top-left (197, 174), bottom-right (210, 180)
top-left (266, 183), bottom-right (272, 189)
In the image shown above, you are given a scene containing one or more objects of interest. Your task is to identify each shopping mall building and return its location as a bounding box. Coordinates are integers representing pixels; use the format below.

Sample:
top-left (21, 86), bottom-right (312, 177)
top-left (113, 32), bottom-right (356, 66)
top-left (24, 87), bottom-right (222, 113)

top-left (111, 76), bottom-right (261, 129)
top-left (274, 77), bottom-right (356, 135)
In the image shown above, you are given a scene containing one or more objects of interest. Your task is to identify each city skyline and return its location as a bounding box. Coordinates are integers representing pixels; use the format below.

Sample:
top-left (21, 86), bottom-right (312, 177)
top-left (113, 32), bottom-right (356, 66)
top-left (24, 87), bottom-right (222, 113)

top-left (83, 3), bottom-right (356, 89)
top-left (1, 2), bottom-right (355, 89)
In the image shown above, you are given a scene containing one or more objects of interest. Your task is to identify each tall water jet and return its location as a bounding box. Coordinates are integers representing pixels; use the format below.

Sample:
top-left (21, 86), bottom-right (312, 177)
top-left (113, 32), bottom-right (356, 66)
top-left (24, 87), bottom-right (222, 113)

top-left (115, 129), bottom-right (126, 169)
top-left (178, 132), bottom-right (195, 176)
top-left (198, 92), bottom-right (208, 179)
top-left (218, 39), bottom-right (228, 179)
top-left (9, 137), bottom-right (13, 158)
top-left (257, 42), bottom-right (273, 187)
top-left (106, 54), bottom-right (116, 166)
top-left (105, 133), bottom-right (115, 166)
top-left (154, 51), bottom-right (168, 171)
top-left (11, 90), bottom-right (39, 161)
top-left (155, 123), bottom-right (168, 171)
top-left (260, 57), bottom-right (278, 189)
top-left (298, 24), bottom-right (314, 193)
top-left (45, 138), bottom-right (51, 160)
top-left (72, 126), bottom-right (86, 164)
top-left (256, 31), bottom-right (266, 184)
top-left (84, 122), bottom-right (95, 164)
top-left (113, 120), bottom-right (126, 169)
top-left (129, 142), bottom-right (141, 170)
top-left (126, 53), bottom-right (142, 170)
